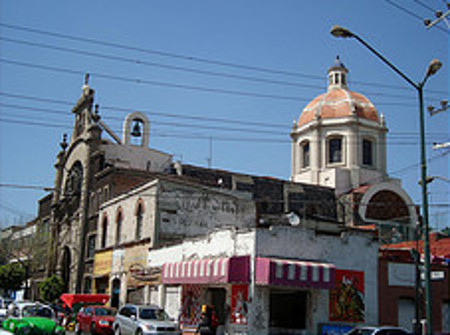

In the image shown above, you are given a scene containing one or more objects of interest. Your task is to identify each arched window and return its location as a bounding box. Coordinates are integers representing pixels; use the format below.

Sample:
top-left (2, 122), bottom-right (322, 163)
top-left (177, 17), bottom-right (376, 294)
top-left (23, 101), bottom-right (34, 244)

top-left (328, 136), bottom-right (343, 164)
top-left (363, 138), bottom-right (374, 166)
top-left (101, 216), bottom-right (108, 249)
top-left (300, 141), bottom-right (310, 168)
top-left (135, 202), bottom-right (143, 240)
top-left (115, 209), bottom-right (123, 246)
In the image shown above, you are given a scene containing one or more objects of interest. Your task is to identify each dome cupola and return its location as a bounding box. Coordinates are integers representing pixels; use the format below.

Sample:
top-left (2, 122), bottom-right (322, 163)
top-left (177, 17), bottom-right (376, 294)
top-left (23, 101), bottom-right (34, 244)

top-left (327, 55), bottom-right (348, 90)
top-left (291, 57), bottom-right (388, 195)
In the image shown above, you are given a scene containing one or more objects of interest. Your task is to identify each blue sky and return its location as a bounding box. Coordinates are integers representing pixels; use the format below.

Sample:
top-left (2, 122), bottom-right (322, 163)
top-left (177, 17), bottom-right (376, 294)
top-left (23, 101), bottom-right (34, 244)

top-left (0, 1), bottom-right (448, 230)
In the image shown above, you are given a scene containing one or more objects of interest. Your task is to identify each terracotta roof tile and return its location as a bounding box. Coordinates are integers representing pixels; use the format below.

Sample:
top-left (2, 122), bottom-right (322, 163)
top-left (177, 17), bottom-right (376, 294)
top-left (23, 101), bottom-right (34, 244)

top-left (298, 88), bottom-right (379, 126)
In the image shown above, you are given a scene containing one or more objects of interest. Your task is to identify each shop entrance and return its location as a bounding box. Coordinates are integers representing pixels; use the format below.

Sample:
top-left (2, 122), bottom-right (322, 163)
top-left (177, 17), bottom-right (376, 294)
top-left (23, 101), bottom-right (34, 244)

top-left (111, 278), bottom-right (121, 308)
top-left (207, 287), bottom-right (227, 324)
top-left (269, 290), bottom-right (308, 331)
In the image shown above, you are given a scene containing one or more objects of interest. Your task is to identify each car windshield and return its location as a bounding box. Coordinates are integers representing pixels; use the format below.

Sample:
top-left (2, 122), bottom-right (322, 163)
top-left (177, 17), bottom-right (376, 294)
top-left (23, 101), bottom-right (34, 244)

top-left (95, 308), bottom-right (115, 316)
top-left (139, 308), bottom-right (169, 321)
top-left (22, 305), bottom-right (54, 319)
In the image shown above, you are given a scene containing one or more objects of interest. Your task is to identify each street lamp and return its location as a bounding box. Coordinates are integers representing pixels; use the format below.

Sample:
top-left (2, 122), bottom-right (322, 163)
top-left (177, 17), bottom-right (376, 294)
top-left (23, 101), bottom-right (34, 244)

top-left (331, 25), bottom-right (442, 335)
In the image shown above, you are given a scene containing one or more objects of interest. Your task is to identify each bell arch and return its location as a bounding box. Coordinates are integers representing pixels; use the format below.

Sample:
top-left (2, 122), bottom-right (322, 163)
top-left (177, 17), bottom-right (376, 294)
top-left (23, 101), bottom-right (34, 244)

top-left (122, 111), bottom-right (150, 147)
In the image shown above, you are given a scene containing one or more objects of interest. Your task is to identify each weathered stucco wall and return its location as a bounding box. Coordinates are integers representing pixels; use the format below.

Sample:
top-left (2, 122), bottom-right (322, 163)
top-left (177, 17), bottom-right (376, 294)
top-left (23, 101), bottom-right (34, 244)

top-left (148, 226), bottom-right (378, 334)
top-left (253, 226), bottom-right (379, 333)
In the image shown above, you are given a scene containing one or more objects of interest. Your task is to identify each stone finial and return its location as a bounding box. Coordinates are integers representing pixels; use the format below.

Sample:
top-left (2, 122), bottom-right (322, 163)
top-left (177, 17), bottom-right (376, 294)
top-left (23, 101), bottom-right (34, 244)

top-left (60, 133), bottom-right (68, 151)
top-left (92, 104), bottom-right (101, 122)
top-left (380, 113), bottom-right (386, 126)
top-left (84, 73), bottom-right (90, 86)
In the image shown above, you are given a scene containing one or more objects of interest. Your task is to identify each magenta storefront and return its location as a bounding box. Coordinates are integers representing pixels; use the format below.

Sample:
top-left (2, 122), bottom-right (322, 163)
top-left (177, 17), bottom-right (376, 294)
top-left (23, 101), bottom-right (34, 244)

top-left (162, 256), bottom-right (250, 334)
top-left (161, 255), bottom-right (336, 334)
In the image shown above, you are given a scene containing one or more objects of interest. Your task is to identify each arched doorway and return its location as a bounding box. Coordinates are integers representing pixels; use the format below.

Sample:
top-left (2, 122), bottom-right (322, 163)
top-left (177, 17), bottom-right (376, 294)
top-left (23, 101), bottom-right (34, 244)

top-left (61, 247), bottom-right (71, 293)
top-left (111, 278), bottom-right (121, 308)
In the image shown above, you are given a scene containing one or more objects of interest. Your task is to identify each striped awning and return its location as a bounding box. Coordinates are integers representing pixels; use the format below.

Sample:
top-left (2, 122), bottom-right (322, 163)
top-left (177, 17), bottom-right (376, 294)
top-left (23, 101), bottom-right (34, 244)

top-left (162, 256), bottom-right (249, 284)
top-left (255, 257), bottom-right (335, 289)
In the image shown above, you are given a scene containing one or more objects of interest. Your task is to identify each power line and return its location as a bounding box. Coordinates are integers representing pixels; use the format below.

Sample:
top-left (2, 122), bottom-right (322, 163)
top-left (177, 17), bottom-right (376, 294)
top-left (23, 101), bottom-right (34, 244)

top-left (384, 0), bottom-right (448, 33)
top-left (0, 35), bottom-right (444, 100)
top-left (1, 115), bottom-right (448, 147)
top-left (413, 0), bottom-right (438, 13)
top-left (0, 58), bottom-right (422, 107)
top-left (0, 58), bottom-right (310, 102)
top-left (0, 22), bottom-right (446, 95)
top-left (0, 98), bottom-right (447, 139)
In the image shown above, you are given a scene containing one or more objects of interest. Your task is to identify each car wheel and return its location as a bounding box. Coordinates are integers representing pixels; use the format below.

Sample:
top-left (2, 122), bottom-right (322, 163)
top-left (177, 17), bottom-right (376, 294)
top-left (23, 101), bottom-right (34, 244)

top-left (91, 323), bottom-right (97, 335)
top-left (115, 326), bottom-right (121, 335)
top-left (135, 329), bottom-right (143, 335)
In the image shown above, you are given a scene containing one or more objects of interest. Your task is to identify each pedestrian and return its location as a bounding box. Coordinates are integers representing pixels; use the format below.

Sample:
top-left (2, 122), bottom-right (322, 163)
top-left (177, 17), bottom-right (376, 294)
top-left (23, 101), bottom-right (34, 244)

top-left (196, 305), bottom-right (213, 335)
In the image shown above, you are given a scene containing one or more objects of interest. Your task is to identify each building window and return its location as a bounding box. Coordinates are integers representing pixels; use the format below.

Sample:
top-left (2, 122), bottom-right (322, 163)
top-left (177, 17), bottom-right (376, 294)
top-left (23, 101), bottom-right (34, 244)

top-left (83, 277), bottom-right (92, 294)
top-left (86, 234), bottom-right (96, 259)
top-left (135, 203), bottom-right (143, 240)
top-left (101, 216), bottom-right (108, 249)
top-left (116, 210), bottom-right (122, 246)
top-left (300, 141), bottom-right (310, 168)
top-left (328, 137), bottom-right (343, 164)
top-left (363, 139), bottom-right (373, 166)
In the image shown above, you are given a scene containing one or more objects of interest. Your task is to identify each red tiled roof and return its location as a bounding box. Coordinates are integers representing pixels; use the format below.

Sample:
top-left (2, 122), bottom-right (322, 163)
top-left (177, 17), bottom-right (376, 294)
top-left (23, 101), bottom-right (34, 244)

top-left (298, 88), bottom-right (379, 127)
top-left (381, 233), bottom-right (450, 258)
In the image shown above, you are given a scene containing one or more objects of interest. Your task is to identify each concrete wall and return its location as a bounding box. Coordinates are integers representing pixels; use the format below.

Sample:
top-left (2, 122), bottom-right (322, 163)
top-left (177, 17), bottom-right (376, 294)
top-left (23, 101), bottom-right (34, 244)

top-left (103, 143), bottom-right (172, 173)
top-left (148, 225), bottom-right (378, 334)
top-left (253, 225), bottom-right (379, 334)
top-left (158, 180), bottom-right (256, 242)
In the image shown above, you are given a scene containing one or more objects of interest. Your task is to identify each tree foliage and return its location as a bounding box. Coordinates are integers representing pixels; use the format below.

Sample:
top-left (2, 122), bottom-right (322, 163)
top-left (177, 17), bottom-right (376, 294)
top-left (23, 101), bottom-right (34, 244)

top-left (39, 275), bottom-right (65, 303)
top-left (0, 262), bottom-right (26, 292)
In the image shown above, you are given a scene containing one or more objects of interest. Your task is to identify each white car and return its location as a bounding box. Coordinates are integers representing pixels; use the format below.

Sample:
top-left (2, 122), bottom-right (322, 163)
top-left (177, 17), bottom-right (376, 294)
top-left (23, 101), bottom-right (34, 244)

top-left (346, 326), bottom-right (411, 335)
top-left (113, 304), bottom-right (180, 335)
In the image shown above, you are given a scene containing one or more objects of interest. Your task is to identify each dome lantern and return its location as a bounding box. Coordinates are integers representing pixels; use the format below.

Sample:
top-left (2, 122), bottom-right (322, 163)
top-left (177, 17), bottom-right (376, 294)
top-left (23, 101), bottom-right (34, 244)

top-left (327, 55), bottom-right (348, 91)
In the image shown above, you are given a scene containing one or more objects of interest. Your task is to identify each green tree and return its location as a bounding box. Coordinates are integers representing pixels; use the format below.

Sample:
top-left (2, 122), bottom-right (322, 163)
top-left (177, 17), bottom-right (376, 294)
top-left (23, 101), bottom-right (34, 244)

top-left (39, 275), bottom-right (65, 303)
top-left (0, 262), bottom-right (26, 292)
top-left (0, 220), bottom-right (50, 299)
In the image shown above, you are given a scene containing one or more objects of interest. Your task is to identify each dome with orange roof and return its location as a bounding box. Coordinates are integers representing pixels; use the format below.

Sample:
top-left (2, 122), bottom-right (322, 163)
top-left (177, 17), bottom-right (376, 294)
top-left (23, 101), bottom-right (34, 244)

top-left (298, 56), bottom-right (380, 127)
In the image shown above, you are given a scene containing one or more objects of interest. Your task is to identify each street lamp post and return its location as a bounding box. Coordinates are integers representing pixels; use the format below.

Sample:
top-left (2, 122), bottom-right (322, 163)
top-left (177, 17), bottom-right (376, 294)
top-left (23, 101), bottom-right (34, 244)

top-left (330, 25), bottom-right (442, 335)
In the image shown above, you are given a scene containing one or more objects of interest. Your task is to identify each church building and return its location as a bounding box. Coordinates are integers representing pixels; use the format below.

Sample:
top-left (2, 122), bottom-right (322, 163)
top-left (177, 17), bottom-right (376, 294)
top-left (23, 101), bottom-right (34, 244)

top-left (290, 56), bottom-right (418, 243)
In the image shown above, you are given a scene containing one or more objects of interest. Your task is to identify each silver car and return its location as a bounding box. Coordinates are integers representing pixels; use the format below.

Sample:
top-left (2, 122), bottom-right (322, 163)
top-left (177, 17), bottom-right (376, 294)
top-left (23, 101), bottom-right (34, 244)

top-left (113, 305), bottom-right (180, 335)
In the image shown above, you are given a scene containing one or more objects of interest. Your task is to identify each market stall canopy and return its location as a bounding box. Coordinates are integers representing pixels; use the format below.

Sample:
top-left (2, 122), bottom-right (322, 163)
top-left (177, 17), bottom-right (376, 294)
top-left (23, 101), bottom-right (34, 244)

top-left (255, 257), bottom-right (335, 289)
top-left (162, 256), bottom-right (249, 284)
top-left (60, 293), bottom-right (110, 309)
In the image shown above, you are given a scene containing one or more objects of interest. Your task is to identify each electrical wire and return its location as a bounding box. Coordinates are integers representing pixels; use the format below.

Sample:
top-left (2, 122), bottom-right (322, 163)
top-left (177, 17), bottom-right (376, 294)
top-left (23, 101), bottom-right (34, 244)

top-left (0, 22), bottom-right (447, 95)
top-left (1, 102), bottom-right (448, 142)
top-left (0, 35), bottom-right (443, 101)
top-left (384, 0), bottom-right (448, 33)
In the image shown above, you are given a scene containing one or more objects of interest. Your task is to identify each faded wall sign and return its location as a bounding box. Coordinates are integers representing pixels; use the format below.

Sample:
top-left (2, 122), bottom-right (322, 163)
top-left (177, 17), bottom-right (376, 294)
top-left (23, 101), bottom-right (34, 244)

top-left (93, 250), bottom-right (112, 277)
top-left (329, 269), bottom-right (365, 322)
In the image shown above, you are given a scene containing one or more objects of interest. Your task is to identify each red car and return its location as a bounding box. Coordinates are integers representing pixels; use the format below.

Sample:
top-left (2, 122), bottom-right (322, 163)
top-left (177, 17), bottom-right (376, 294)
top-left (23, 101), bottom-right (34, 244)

top-left (75, 305), bottom-right (116, 335)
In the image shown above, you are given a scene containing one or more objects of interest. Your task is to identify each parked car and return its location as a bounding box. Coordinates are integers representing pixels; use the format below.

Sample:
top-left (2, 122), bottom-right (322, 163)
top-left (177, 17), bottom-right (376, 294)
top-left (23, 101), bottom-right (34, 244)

top-left (2, 316), bottom-right (66, 335)
top-left (75, 305), bottom-right (116, 335)
top-left (0, 298), bottom-right (13, 322)
top-left (113, 305), bottom-right (180, 335)
top-left (346, 326), bottom-right (411, 335)
top-left (8, 302), bottom-right (57, 321)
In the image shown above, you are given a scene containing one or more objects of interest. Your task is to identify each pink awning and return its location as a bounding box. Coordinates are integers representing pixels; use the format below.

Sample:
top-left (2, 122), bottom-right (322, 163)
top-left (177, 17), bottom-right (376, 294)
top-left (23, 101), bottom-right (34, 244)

top-left (255, 257), bottom-right (335, 289)
top-left (162, 256), bottom-right (249, 284)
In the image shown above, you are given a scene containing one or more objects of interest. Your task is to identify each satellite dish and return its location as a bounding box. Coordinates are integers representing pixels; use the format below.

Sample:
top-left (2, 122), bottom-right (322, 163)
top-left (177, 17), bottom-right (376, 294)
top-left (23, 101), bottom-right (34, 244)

top-left (286, 212), bottom-right (300, 226)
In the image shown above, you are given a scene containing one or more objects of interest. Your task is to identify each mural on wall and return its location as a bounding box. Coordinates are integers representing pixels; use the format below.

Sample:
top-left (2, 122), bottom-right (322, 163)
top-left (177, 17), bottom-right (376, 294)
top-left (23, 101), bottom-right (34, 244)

top-left (230, 285), bottom-right (248, 325)
top-left (329, 269), bottom-right (365, 322)
top-left (180, 284), bottom-right (203, 327)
